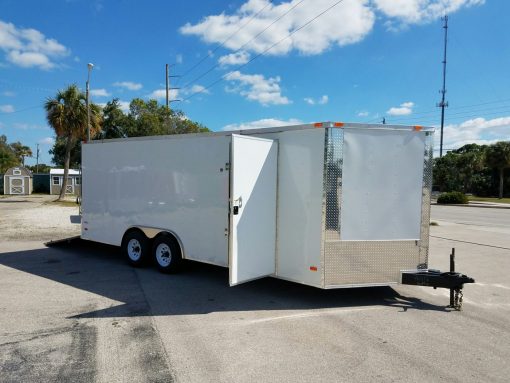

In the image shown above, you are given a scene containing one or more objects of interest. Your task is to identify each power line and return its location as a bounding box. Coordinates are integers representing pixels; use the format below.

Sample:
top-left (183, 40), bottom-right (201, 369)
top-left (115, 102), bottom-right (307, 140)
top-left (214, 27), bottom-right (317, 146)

top-left (1, 105), bottom-right (42, 114)
top-left (179, 0), bottom-right (273, 79)
top-left (363, 98), bottom-right (510, 124)
top-left (389, 103), bottom-right (510, 123)
top-left (180, 0), bottom-right (307, 91)
top-left (183, 0), bottom-right (347, 101)
top-left (389, 109), bottom-right (510, 126)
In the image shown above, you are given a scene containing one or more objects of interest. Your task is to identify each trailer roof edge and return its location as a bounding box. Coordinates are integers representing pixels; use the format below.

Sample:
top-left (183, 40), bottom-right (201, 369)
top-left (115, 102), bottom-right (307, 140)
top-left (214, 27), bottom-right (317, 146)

top-left (84, 121), bottom-right (435, 144)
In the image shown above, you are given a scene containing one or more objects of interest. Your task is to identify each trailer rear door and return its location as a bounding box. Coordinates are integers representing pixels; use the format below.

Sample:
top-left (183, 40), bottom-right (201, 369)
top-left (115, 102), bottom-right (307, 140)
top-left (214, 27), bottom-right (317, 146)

top-left (229, 134), bottom-right (278, 286)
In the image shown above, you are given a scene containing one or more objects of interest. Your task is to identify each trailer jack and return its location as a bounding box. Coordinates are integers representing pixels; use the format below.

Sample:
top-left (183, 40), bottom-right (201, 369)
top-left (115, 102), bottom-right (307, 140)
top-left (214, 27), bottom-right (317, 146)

top-left (401, 248), bottom-right (475, 310)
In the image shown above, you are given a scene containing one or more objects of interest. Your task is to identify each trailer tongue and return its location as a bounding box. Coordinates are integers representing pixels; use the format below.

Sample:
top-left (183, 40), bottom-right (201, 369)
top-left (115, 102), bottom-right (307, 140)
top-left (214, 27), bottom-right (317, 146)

top-left (401, 248), bottom-right (475, 310)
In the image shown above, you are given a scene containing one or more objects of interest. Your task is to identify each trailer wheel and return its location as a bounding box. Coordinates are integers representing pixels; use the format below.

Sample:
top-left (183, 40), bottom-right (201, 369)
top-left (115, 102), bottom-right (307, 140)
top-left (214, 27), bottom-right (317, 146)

top-left (122, 230), bottom-right (149, 267)
top-left (152, 235), bottom-right (181, 273)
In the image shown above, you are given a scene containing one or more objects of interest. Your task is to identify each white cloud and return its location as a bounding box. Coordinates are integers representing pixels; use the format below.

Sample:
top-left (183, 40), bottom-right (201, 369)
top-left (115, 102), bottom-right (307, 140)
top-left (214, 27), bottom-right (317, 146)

top-left (176, 54), bottom-right (183, 64)
top-left (98, 100), bottom-right (131, 113)
top-left (219, 51), bottom-right (250, 66)
top-left (118, 101), bottom-right (130, 113)
top-left (7, 50), bottom-right (54, 69)
top-left (180, 1), bottom-right (482, 56)
top-left (113, 81), bottom-right (143, 91)
top-left (304, 95), bottom-right (328, 105)
top-left (181, 84), bottom-right (210, 96)
top-left (0, 104), bottom-right (14, 113)
top-left (2, 90), bottom-right (15, 97)
top-left (180, 0), bottom-right (375, 56)
top-left (0, 20), bottom-right (70, 70)
top-left (357, 111), bottom-right (369, 117)
top-left (374, 0), bottom-right (484, 26)
top-left (90, 88), bottom-right (111, 97)
top-left (147, 88), bottom-right (179, 100)
top-left (441, 116), bottom-right (510, 150)
top-left (222, 117), bottom-right (303, 131)
top-left (38, 137), bottom-right (54, 145)
top-left (224, 70), bottom-right (290, 105)
top-left (387, 101), bottom-right (414, 116)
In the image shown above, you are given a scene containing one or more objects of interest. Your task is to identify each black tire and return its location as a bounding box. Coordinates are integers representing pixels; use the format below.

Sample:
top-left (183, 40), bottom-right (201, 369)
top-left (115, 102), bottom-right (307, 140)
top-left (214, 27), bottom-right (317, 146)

top-left (152, 234), bottom-right (181, 273)
top-left (122, 230), bottom-right (150, 267)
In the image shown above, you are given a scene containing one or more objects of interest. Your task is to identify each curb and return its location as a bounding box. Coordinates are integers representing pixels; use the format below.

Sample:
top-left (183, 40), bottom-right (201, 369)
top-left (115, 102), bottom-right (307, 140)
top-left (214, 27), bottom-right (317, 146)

top-left (431, 202), bottom-right (510, 210)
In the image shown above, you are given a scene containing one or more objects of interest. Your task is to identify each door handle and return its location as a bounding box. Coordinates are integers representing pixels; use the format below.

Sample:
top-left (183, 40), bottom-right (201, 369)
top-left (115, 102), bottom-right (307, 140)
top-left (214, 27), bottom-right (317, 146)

top-left (233, 196), bottom-right (243, 215)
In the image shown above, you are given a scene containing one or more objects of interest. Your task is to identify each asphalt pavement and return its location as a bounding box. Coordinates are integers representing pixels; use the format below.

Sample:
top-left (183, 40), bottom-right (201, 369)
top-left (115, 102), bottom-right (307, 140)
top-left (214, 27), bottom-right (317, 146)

top-left (0, 200), bottom-right (509, 383)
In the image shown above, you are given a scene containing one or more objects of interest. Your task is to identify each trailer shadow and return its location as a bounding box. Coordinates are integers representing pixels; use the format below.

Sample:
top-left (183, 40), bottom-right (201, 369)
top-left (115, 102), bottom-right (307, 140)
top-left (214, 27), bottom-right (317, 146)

top-left (0, 239), bottom-right (447, 319)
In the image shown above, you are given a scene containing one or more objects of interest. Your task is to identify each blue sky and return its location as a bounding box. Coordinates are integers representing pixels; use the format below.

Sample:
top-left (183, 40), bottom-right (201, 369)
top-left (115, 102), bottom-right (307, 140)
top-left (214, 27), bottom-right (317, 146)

top-left (0, 0), bottom-right (509, 165)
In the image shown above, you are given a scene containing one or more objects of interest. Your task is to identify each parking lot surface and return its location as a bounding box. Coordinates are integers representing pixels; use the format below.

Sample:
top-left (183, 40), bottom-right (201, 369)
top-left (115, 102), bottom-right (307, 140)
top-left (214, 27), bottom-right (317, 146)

top-left (0, 196), bottom-right (509, 382)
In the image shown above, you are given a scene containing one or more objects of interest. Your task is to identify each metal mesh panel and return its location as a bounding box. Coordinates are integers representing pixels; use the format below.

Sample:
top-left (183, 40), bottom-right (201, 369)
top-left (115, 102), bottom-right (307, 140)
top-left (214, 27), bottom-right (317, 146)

top-left (322, 128), bottom-right (433, 287)
top-left (418, 132), bottom-right (434, 268)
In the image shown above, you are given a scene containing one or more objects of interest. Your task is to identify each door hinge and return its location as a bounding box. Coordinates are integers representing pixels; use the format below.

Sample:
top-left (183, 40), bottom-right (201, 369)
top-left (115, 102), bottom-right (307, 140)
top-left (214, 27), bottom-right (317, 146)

top-left (225, 162), bottom-right (230, 171)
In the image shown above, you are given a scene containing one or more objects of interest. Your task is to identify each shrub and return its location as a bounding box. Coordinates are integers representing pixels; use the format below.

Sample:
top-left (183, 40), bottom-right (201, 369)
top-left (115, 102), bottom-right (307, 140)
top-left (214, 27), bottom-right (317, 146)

top-left (437, 191), bottom-right (468, 204)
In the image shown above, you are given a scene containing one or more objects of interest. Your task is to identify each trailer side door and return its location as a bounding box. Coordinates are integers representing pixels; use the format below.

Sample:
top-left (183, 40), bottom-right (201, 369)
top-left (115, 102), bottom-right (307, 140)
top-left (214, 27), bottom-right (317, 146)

top-left (229, 134), bottom-right (278, 286)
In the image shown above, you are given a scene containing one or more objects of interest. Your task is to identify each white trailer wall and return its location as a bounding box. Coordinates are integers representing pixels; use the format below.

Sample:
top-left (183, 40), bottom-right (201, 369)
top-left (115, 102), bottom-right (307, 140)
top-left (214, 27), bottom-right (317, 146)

top-left (256, 128), bottom-right (325, 287)
top-left (82, 135), bottom-right (231, 266)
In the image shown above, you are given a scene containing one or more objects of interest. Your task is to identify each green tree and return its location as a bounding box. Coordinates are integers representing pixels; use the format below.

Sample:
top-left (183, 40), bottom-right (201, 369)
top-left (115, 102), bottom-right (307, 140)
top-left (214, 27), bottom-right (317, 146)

top-left (101, 98), bottom-right (128, 139)
top-left (433, 153), bottom-right (461, 192)
top-left (0, 135), bottom-right (20, 172)
top-left (9, 141), bottom-right (33, 166)
top-left (49, 137), bottom-right (82, 168)
top-left (45, 84), bottom-right (102, 200)
top-left (452, 144), bottom-right (487, 193)
top-left (26, 163), bottom-right (52, 173)
top-left (124, 98), bottom-right (209, 137)
top-left (485, 141), bottom-right (510, 198)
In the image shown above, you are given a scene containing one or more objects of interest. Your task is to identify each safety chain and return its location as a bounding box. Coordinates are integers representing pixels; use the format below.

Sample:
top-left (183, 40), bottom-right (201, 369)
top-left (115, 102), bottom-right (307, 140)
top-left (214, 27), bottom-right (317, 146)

top-left (454, 288), bottom-right (463, 311)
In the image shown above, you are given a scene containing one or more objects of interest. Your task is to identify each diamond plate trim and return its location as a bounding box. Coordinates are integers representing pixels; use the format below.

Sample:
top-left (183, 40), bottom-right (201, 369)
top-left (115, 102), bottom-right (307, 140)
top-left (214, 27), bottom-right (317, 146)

top-left (324, 128), bottom-right (344, 240)
top-left (418, 132), bottom-right (434, 268)
top-left (324, 240), bottom-right (421, 285)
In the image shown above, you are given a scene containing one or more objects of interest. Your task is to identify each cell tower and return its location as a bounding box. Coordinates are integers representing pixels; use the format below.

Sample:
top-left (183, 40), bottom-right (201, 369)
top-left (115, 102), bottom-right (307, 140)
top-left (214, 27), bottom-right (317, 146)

top-left (437, 15), bottom-right (449, 157)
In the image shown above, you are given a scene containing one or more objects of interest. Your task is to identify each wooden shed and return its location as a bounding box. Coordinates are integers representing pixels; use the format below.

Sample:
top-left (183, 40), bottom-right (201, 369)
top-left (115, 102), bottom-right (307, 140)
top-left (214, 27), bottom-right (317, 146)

top-left (50, 169), bottom-right (81, 195)
top-left (3, 166), bottom-right (33, 195)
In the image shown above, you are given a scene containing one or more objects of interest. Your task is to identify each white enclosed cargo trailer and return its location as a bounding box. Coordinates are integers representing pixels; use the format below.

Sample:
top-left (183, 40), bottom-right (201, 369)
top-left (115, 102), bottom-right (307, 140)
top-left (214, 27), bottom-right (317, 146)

top-left (81, 122), bottom-right (435, 288)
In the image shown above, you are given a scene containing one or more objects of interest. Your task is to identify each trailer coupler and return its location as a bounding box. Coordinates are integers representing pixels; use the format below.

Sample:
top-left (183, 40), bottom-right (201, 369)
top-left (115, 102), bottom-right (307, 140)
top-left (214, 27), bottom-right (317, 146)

top-left (401, 248), bottom-right (475, 310)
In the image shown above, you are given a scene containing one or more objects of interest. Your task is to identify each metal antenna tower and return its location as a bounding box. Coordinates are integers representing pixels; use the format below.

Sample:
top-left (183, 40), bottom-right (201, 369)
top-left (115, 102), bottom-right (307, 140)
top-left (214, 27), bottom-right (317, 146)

top-left (437, 15), bottom-right (449, 157)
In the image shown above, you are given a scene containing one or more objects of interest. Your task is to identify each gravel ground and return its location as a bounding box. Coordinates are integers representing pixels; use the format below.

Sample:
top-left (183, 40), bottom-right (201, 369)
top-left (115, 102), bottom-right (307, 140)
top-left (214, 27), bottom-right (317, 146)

top-left (0, 195), bottom-right (81, 242)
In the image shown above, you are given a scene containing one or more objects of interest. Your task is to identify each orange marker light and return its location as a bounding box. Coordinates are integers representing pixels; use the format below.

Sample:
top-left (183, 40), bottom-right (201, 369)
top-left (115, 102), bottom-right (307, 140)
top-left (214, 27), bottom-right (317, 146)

top-left (413, 125), bottom-right (423, 131)
top-left (334, 122), bottom-right (344, 127)
top-left (314, 122), bottom-right (323, 128)
top-left (310, 266), bottom-right (318, 271)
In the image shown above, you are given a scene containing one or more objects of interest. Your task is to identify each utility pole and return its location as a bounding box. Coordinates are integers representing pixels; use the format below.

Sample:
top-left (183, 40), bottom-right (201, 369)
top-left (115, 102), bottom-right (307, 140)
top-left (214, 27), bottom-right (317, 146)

top-left (36, 143), bottom-right (39, 173)
top-left (166, 64), bottom-right (181, 112)
top-left (437, 15), bottom-right (449, 157)
top-left (166, 64), bottom-right (169, 109)
top-left (86, 63), bottom-right (94, 142)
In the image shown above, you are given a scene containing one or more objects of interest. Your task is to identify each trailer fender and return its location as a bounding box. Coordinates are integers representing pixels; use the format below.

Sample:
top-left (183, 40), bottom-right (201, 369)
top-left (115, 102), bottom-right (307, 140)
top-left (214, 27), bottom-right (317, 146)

top-left (125, 226), bottom-right (186, 260)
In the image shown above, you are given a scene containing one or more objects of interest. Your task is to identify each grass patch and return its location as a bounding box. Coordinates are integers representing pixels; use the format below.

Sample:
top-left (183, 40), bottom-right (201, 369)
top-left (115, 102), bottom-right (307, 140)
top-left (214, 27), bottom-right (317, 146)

top-left (468, 196), bottom-right (510, 204)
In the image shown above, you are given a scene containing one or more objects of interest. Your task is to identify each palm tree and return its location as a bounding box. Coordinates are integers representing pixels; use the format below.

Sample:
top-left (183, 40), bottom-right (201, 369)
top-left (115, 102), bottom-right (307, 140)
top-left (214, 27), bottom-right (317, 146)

top-left (485, 142), bottom-right (510, 199)
top-left (45, 84), bottom-right (101, 200)
top-left (10, 142), bottom-right (33, 166)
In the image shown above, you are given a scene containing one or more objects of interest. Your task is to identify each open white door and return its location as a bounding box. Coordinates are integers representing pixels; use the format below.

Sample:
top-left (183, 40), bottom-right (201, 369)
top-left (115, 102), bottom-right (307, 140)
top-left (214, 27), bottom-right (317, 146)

top-left (230, 134), bottom-right (278, 286)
